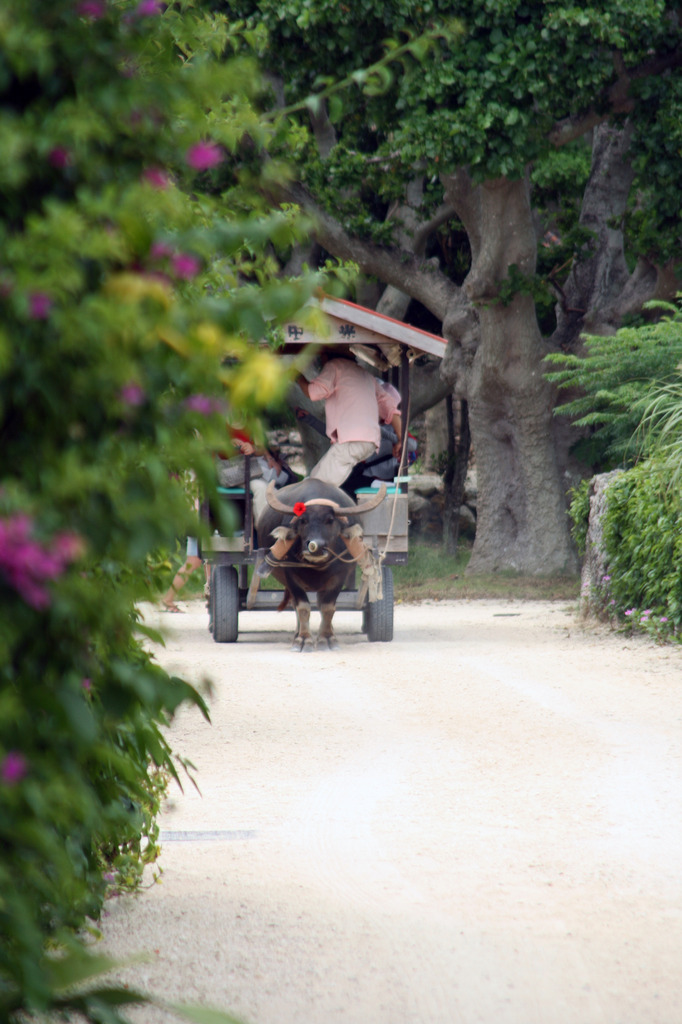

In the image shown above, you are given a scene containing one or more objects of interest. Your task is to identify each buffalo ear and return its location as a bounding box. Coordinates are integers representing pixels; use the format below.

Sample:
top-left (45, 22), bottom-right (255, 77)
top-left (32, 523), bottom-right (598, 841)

top-left (341, 523), bottom-right (363, 541)
top-left (271, 525), bottom-right (295, 542)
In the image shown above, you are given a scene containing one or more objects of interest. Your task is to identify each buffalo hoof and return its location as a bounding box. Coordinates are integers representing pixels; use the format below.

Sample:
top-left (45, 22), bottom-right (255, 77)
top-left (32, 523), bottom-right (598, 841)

top-left (291, 636), bottom-right (314, 653)
top-left (322, 636), bottom-right (340, 651)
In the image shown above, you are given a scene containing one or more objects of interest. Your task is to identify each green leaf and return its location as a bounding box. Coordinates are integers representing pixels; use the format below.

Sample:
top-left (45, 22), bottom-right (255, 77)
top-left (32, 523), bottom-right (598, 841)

top-left (167, 1003), bottom-right (249, 1024)
top-left (44, 950), bottom-right (148, 993)
top-left (363, 65), bottom-right (393, 97)
top-left (328, 93), bottom-right (345, 123)
top-left (303, 94), bottom-right (322, 118)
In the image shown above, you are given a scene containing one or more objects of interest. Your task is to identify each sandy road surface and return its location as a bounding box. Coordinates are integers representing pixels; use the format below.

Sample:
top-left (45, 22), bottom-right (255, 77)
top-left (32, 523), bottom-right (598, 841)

top-left (101, 597), bottom-right (682, 1024)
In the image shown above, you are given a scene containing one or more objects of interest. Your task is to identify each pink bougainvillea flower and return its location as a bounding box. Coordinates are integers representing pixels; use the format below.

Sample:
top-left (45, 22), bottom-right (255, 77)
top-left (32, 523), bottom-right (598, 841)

top-left (1, 752), bottom-right (27, 785)
top-left (142, 166), bottom-right (170, 190)
top-left (119, 382), bottom-right (146, 407)
top-left (186, 141), bottom-right (223, 171)
top-left (150, 241), bottom-right (174, 261)
top-left (77, 0), bottom-right (107, 18)
top-left (184, 394), bottom-right (224, 415)
top-left (0, 515), bottom-right (84, 610)
top-left (49, 147), bottom-right (71, 169)
top-left (51, 532), bottom-right (86, 562)
top-left (135, 0), bottom-right (164, 14)
top-left (29, 292), bottom-right (52, 319)
top-left (172, 252), bottom-right (201, 279)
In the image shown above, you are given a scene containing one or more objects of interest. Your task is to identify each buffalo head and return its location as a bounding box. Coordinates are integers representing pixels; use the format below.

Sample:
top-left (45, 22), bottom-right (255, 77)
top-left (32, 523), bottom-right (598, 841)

top-left (264, 479), bottom-right (385, 561)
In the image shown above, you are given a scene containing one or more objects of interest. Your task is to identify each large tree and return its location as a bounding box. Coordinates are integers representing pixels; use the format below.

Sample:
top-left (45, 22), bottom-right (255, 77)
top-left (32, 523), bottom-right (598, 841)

top-left (228, 0), bottom-right (682, 574)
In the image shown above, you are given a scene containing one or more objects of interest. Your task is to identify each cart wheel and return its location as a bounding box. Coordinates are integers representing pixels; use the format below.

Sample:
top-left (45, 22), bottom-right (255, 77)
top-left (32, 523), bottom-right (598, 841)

top-left (207, 570), bottom-right (215, 634)
top-left (213, 564), bottom-right (239, 643)
top-left (365, 566), bottom-right (394, 643)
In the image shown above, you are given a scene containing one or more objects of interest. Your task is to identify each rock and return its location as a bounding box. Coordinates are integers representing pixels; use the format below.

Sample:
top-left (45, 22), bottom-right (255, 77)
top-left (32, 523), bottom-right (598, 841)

top-left (458, 504), bottom-right (477, 537)
top-left (406, 469), bottom-right (477, 542)
top-left (408, 492), bottom-right (444, 538)
top-left (408, 473), bottom-right (443, 498)
top-left (464, 466), bottom-right (477, 504)
top-left (579, 470), bottom-right (623, 618)
top-left (407, 492), bottom-right (432, 517)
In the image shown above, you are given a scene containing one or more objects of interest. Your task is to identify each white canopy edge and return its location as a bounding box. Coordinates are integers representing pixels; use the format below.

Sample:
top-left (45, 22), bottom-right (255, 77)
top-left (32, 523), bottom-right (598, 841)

top-left (283, 295), bottom-right (446, 362)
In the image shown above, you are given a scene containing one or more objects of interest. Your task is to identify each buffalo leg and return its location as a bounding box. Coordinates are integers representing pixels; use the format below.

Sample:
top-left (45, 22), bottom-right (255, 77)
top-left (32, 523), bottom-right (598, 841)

top-left (289, 582), bottom-right (314, 652)
top-left (317, 586), bottom-right (343, 651)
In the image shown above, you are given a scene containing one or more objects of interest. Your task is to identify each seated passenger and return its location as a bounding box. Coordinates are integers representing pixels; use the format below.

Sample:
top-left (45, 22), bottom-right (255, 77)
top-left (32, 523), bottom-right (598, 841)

top-left (250, 445), bottom-right (298, 523)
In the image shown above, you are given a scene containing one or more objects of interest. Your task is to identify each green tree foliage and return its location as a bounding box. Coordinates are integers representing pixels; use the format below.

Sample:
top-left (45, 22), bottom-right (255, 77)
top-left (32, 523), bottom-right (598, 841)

top-left (545, 302), bottom-right (682, 468)
top-left (0, 1), bottom-right (320, 1019)
top-left (231, 0), bottom-right (682, 266)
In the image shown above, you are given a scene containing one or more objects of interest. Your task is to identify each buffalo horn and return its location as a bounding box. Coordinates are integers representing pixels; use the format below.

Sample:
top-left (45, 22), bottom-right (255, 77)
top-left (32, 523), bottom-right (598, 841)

top-left (264, 480), bottom-right (298, 515)
top-left (350, 483), bottom-right (387, 514)
top-left (265, 480), bottom-right (387, 516)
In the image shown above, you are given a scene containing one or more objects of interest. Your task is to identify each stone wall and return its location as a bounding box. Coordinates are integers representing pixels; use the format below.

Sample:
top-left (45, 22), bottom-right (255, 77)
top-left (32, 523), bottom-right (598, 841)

top-left (578, 469), bottom-right (623, 618)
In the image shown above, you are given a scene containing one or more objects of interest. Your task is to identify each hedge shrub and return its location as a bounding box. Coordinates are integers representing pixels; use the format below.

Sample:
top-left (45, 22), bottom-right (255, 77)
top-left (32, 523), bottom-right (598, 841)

top-left (581, 463), bottom-right (682, 641)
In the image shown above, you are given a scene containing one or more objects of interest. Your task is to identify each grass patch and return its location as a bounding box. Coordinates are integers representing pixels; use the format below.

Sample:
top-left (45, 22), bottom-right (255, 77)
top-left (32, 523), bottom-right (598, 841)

top-left (186, 540), bottom-right (580, 604)
top-left (393, 541), bottom-right (581, 603)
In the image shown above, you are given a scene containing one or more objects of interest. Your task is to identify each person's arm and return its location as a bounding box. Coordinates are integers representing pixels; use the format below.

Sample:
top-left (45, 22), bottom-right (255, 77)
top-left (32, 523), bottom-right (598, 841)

top-left (296, 374), bottom-right (311, 399)
top-left (301, 361), bottom-right (335, 403)
top-left (390, 413), bottom-right (403, 459)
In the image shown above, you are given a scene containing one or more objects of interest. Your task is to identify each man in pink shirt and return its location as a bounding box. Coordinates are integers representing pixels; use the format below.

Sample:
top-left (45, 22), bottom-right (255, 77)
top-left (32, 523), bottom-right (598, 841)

top-left (296, 353), bottom-right (401, 487)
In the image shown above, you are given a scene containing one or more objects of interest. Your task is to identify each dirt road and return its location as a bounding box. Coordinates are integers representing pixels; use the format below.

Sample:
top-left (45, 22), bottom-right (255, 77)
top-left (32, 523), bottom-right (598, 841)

top-left (101, 597), bottom-right (682, 1024)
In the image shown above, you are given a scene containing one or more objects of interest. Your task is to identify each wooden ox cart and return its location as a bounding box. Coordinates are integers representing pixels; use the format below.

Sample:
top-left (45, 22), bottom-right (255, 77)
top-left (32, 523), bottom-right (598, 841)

top-left (204, 295), bottom-right (445, 644)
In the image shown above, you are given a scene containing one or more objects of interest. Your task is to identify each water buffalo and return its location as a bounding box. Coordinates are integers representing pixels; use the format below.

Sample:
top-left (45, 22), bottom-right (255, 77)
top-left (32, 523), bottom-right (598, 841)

top-left (256, 478), bottom-right (386, 651)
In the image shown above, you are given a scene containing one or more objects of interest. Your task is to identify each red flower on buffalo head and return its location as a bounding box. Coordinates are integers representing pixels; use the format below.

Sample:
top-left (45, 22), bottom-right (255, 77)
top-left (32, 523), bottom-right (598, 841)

top-left (293, 502), bottom-right (306, 517)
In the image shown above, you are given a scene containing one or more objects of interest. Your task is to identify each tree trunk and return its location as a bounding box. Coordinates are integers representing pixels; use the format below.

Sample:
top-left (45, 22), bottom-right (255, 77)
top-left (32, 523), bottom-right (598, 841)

top-left (442, 171), bottom-right (578, 575)
top-left (469, 292), bottom-right (576, 572)
top-left (442, 397), bottom-right (470, 555)
top-left (551, 123), bottom-right (636, 352)
top-left (547, 123), bottom-right (679, 495)
top-left (424, 399), bottom-right (449, 473)
top-left (442, 394), bottom-right (457, 552)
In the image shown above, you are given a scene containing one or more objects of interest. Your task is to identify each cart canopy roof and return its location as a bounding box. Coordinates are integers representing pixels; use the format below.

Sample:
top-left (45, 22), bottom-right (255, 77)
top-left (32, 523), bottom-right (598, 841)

top-left (283, 295), bottom-right (445, 371)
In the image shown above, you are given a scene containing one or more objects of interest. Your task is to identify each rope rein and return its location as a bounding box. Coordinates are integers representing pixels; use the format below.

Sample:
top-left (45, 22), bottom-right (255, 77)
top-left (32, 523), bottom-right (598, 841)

top-left (263, 547), bottom-right (358, 572)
